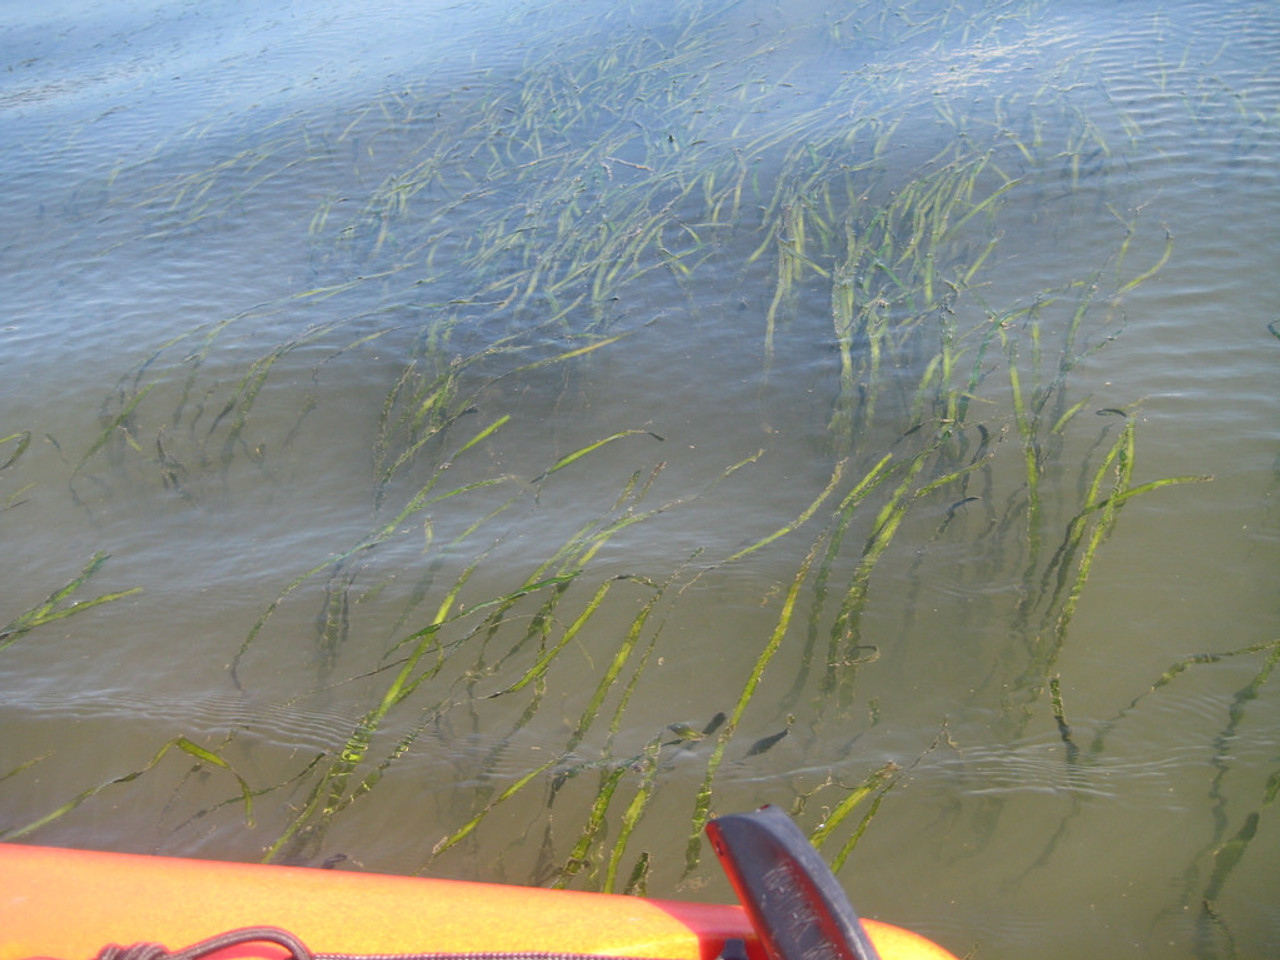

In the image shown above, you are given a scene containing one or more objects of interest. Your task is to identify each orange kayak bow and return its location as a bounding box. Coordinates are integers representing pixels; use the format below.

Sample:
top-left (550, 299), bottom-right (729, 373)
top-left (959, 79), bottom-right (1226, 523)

top-left (0, 813), bottom-right (957, 960)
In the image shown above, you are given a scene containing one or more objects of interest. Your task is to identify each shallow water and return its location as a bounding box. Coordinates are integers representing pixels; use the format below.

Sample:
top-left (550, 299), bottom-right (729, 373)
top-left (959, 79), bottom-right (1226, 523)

top-left (3, 2), bottom-right (1279, 958)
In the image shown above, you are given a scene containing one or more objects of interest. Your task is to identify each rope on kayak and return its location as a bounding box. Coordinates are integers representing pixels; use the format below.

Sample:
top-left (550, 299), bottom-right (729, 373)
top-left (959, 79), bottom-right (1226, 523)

top-left (81, 928), bottom-right (725, 960)
top-left (94, 927), bottom-right (313, 960)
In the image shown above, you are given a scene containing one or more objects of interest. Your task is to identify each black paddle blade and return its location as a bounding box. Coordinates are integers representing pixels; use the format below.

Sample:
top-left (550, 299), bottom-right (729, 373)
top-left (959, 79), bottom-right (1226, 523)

top-left (706, 805), bottom-right (882, 960)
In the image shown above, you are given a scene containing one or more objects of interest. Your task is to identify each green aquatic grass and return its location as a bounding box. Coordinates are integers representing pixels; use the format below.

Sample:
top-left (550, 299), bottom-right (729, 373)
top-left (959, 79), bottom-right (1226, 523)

top-left (0, 431), bottom-right (30, 474)
top-left (685, 506), bottom-right (832, 877)
top-left (0, 553), bottom-right (141, 654)
top-left (0, 736), bottom-right (252, 842)
top-left (1076, 637), bottom-right (1280, 954)
top-left (5, 4), bottom-right (1273, 943)
top-left (1, 431), bottom-right (36, 515)
top-left (1, 435), bottom-right (141, 653)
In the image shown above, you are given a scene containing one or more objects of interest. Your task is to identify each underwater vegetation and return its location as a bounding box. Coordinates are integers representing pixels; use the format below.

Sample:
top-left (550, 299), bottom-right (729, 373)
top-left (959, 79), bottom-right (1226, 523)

top-left (3, 1), bottom-right (1278, 957)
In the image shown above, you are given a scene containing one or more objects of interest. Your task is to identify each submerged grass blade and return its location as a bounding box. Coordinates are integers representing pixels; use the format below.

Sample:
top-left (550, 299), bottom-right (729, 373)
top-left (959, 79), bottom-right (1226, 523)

top-left (808, 760), bottom-right (899, 851)
top-left (533, 429), bottom-right (664, 484)
top-left (0, 737), bottom-right (253, 841)
top-left (431, 756), bottom-right (560, 859)
top-left (73, 384), bottom-right (158, 478)
top-left (0, 431), bottom-right (31, 472)
top-left (1116, 228), bottom-right (1173, 295)
top-left (830, 779), bottom-right (893, 875)
top-left (604, 736), bottom-right (662, 893)
top-left (827, 454), bottom-right (928, 685)
top-left (487, 578), bottom-right (617, 699)
top-left (565, 577), bottom-right (666, 755)
top-left (0, 553), bottom-right (141, 653)
top-left (686, 529), bottom-right (827, 875)
top-left (721, 458), bottom-right (847, 565)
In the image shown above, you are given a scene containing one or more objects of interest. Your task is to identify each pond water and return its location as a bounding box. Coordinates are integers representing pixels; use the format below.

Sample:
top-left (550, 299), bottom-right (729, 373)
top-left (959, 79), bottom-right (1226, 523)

top-left (2, 2), bottom-right (1279, 958)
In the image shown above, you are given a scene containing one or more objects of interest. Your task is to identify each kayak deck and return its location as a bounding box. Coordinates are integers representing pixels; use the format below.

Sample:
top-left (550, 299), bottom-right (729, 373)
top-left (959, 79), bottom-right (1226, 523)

top-left (0, 843), bottom-right (957, 960)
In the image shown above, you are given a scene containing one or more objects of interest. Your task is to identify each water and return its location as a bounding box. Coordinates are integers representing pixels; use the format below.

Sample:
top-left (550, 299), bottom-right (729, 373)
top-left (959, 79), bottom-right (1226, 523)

top-left (3, 2), bottom-right (1279, 958)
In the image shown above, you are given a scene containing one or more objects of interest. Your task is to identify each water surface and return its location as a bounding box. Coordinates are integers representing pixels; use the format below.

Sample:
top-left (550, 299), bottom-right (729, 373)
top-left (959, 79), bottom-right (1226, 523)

top-left (2, 2), bottom-right (1278, 959)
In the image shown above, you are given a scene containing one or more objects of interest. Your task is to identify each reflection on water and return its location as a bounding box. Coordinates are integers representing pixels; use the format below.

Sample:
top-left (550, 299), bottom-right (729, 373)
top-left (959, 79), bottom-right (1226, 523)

top-left (2, 1), bottom-right (1279, 958)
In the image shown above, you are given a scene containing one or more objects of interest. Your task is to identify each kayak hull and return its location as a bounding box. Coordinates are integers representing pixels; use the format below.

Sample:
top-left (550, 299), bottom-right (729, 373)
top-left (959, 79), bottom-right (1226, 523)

top-left (0, 843), bottom-right (958, 960)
